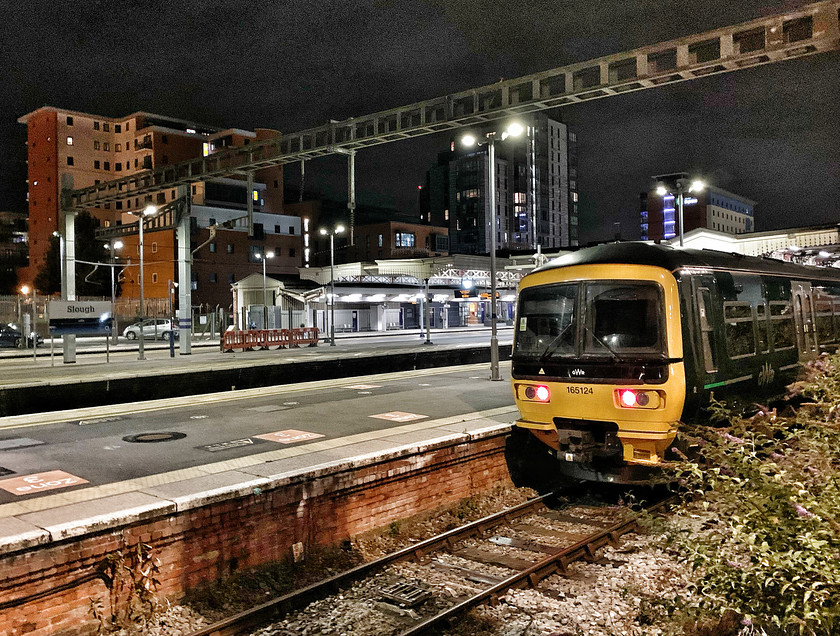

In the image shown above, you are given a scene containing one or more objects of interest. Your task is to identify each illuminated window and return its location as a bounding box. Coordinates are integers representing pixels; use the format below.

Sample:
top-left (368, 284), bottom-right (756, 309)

top-left (104, 142), bottom-right (110, 151)
top-left (94, 140), bottom-right (100, 150)
top-left (115, 143), bottom-right (121, 152)
top-left (66, 136), bottom-right (73, 146)
top-left (395, 232), bottom-right (416, 248)
top-left (253, 190), bottom-right (259, 202)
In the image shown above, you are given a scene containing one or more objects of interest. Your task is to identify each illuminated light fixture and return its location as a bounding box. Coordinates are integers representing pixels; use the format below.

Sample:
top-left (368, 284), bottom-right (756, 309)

top-left (620, 390), bottom-right (637, 407)
top-left (689, 179), bottom-right (705, 193)
top-left (523, 385), bottom-right (550, 402)
top-left (656, 185), bottom-right (668, 196)
top-left (253, 190), bottom-right (259, 202)
top-left (462, 134), bottom-right (477, 147)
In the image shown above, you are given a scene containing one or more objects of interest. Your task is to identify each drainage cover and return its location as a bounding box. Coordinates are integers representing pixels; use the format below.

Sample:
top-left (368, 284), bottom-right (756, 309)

top-left (378, 581), bottom-right (432, 608)
top-left (123, 432), bottom-right (187, 443)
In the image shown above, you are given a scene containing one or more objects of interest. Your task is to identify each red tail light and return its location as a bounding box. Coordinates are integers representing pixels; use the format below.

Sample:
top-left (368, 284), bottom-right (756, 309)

top-left (522, 384), bottom-right (550, 402)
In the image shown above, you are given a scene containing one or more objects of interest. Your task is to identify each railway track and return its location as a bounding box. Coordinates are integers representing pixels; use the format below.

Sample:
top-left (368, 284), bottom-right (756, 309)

top-left (187, 492), bottom-right (672, 636)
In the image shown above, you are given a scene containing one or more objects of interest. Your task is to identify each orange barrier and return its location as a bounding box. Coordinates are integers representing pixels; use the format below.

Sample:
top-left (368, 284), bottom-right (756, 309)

top-left (220, 327), bottom-right (320, 352)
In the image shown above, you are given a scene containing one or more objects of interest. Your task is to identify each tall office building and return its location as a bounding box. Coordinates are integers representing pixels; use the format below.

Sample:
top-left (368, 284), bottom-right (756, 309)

top-left (422, 113), bottom-right (578, 254)
top-left (641, 173), bottom-right (756, 241)
top-left (17, 107), bottom-right (299, 306)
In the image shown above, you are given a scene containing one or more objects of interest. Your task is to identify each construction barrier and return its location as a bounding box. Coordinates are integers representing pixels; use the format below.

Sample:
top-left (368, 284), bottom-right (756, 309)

top-left (221, 327), bottom-right (320, 352)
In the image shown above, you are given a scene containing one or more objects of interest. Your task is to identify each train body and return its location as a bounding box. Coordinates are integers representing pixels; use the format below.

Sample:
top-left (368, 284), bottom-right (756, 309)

top-left (509, 242), bottom-right (840, 483)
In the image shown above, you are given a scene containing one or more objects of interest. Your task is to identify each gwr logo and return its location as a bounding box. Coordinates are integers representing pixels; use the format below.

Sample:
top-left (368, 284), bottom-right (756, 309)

top-left (571, 368), bottom-right (585, 376)
top-left (757, 362), bottom-right (775, 386)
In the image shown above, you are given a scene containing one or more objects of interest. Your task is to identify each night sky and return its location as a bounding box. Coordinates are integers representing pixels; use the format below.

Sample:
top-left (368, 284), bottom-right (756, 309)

top-left (1, 0), bottom-right (838, 243)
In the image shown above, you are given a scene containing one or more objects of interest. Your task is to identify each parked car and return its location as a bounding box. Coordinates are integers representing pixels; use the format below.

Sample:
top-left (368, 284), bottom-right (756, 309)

top-left (0, 323), bottom-right (44, 348)
top-left (122, 319), bottom-right (178, 341)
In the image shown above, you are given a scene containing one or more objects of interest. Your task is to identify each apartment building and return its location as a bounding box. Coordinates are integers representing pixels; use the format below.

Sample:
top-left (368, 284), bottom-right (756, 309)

top-left (17, 107), bottom-right (297, 307)
top-left (423, 112), bottom-right (579, 254)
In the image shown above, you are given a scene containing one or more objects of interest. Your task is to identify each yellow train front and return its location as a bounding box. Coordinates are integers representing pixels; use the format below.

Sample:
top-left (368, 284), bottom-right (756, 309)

top-left (509, 249), bottom-right (686, 484)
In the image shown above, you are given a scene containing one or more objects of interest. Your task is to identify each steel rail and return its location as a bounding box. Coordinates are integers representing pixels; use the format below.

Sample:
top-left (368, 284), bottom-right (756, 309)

top-left (396, 494), bottom-right (677, 636)
top-left (185, 491), bottom-right (560, 636)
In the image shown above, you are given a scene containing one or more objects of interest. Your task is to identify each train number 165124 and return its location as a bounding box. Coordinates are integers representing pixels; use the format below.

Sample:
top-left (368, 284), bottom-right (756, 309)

top-left (566, 386), bottom-right (593, 395)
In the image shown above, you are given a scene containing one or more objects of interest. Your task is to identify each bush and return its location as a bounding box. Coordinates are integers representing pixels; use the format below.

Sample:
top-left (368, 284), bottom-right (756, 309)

top-left (667, 354), bottom-right (840, 635)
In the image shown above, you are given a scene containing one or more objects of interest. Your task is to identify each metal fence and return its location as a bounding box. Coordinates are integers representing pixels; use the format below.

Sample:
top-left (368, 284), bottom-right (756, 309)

top-left (0, 295), bottom-right (232, 340)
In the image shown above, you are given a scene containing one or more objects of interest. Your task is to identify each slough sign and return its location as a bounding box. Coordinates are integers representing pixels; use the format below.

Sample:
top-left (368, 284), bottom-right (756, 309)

top-left (49, 301), bottom-right (113, 335)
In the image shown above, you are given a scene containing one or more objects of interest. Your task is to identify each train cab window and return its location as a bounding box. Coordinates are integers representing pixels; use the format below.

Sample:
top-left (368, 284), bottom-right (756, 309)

top-left (513, 283), bottom-right (578, 359)
top-left (770, 301), bottom-right (796, 350)
top-left (724, 302), bottom-right (755, 358)
top-left (756, 304), bottom-right (770, 352)
top-left (584, 282), bottom-right (664, 354)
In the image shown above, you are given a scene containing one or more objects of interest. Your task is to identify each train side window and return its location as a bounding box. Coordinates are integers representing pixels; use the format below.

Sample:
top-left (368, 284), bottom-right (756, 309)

top-left (756, 304), bottom-right (769, 352)
top-left (724, 302), bottom-right (755, 358)
top-left (834, 300), bottom-right (840, 341)
top-left (770, 301), bottom-right (795, 350)
top-left (815, 297), bottom-right (834, 344)
top-left (696, 287), bottom-right (717, 373)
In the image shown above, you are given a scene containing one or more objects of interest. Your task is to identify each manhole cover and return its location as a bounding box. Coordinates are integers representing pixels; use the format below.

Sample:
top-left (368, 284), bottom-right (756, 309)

top-left (123, 432), bottom-right (187, 443)
top-left (379, 581), bottom-right (432, 608)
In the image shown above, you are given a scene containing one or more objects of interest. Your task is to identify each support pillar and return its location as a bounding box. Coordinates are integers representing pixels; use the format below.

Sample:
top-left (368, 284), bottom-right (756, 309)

top-left (177, 187), bottom-right (192, 354)
top-left (347, 151), bottom-right (356, 245)
top-left (60, 177), bottom-right (76, 363)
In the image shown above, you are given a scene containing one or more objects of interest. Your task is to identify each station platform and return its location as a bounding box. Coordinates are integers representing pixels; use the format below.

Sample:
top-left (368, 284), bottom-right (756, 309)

top-left (0, 341), bottom-right (516, 634)
top-left (0, 361), bottom-right (518, 634)
top-left (0, 327), bottom-right (513, 417)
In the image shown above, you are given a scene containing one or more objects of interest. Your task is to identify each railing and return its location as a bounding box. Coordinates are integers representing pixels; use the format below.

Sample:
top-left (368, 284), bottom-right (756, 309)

top-left (220, 327), bottom-right (319, 352)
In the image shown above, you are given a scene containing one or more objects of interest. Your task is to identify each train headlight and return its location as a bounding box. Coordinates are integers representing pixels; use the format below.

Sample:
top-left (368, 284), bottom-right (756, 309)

top-left (615, 389), bottom-right (661, 409)
top-left (519, 384), bottom-right (550, 403)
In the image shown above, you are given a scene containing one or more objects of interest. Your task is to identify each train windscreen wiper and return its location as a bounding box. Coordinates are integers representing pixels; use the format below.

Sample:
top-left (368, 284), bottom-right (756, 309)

top-left (582, 323), bottom-right (627, 363)
top-left (538, 321), bottom-right (576, 362)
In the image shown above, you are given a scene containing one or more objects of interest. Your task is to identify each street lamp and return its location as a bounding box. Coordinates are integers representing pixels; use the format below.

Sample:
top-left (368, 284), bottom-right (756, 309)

top-left (104, 239), bottom-right (123, 344)
top-left (656, 178), bottom-right (705, 246)
top-left (255, 250), bottom-right (275, 328)
top-left (131, 204), bottom-right (158, 360)
top-left (462, 121), bottom-right (524, 381)
top-left (19, 285), bottom-right (35, 353)
top-left (319, 225), bottom-right (345, 346)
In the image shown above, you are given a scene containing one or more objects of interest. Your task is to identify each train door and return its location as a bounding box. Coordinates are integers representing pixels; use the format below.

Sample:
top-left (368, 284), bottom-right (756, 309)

top-left (691, 276), bottom-right (720, 377)
top-left (791, 281), bottom-right (818, 360)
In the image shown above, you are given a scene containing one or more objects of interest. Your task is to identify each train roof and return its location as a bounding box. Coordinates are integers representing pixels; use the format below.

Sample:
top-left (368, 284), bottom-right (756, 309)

top-left (532, 242), bottom-right (840, 283)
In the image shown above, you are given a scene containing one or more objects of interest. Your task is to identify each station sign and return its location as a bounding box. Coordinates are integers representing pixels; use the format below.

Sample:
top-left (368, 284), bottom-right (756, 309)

top-left (49, 301), bottom-right (113, 335)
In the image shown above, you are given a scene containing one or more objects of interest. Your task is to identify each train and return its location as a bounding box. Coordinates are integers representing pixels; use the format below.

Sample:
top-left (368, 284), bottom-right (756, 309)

top-left (507, 242), bottom-right (840, 485)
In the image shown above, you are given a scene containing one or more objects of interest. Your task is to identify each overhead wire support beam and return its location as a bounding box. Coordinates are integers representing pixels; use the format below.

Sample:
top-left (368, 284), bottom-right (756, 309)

top-left (67, 0), bottom-right (840, 208)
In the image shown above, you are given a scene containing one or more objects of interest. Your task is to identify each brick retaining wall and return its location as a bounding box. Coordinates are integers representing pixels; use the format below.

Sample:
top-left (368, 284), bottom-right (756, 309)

top-left (0, 429), bottom-right (511, 635)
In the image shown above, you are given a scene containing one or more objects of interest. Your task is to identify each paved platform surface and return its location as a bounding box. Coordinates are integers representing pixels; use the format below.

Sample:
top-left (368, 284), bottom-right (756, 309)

top-left (0, 360), bottom-right (518, 554)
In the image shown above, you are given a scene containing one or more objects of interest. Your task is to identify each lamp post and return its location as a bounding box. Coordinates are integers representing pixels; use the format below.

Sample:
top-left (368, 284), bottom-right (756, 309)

top-left (462, 122), bottom-right (524, 381)
top-left (132, 204), bottom-right (158, 360)
top-left (319, 225), bottom-right (345, 346)
top-left (656, 178), bottom-right (705, 246)
top-left (255, 251), bottom-right (275, 328)
top-left (105, 240), bottom-right (123, 344)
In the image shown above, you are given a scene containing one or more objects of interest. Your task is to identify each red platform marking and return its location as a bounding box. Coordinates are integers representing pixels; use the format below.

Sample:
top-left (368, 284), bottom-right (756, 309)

top-left (255, 429), bottom-right (325, 444)
top-left (0, 470), bottom-right (89, 496)
top-left (369, 411), bottom-right (428, 423)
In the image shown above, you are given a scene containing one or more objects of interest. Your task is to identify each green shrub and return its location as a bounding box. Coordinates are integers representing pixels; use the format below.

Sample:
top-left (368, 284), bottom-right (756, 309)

top-left (667, 355), bottom-right (840, 635)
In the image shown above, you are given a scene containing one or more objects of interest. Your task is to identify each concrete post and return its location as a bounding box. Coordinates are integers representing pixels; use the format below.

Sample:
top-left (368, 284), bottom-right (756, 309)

top-left (177, 187), bottom-right (192, 354)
